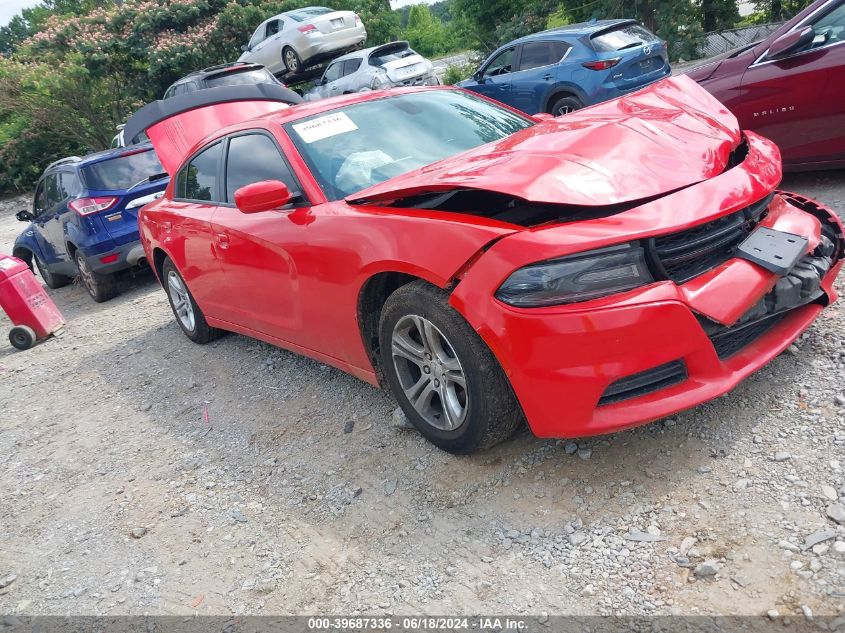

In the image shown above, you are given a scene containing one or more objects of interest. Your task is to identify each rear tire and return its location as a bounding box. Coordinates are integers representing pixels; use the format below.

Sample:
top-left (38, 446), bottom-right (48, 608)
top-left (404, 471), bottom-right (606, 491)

top-left (35, 254), bottom-right (71, 289)
top-left (161, 257), bottom-right (221, 344)
top-left (379, 280), bottom-right (523, 454)
top-left (283, 47), bottom-right (302, 73)
top-left (75, 251), bottom-right (118, 302)
top-left (550, 95), bottom-right (583, 116)
top-left (9, 325), bottom-right (36, 350)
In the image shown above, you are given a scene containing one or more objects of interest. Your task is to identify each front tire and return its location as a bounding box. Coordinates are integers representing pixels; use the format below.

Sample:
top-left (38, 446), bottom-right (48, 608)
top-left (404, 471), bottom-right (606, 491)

top-left (161, 257), bottom-right (220, 344)
top-left (75, 251), bottom-right (118, 302)
top-left (35, 254), bottom-right (71, 289)
top-left (550, 95), bottom-right (583, 116)
top-left (379, 281), bottom-right (523, 454)
top-left (283, 47), bottom-right (302, 73)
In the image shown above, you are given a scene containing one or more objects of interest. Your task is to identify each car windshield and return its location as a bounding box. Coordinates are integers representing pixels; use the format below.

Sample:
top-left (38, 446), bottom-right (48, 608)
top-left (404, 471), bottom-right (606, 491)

top-left (287, 6), bottom-right (333, 21)
top-left (285, 90), bottom-right (533, 200)
top-left (81, 149), bottom-right (164, 191)
top-left (591, 23), bottom-right (657, 51)
top-left (206, 68), bottom-right (276, 88)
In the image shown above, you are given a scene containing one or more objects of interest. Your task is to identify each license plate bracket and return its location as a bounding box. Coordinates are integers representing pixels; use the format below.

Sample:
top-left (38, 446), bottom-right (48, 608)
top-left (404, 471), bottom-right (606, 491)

top-left (736, 226), bottom-right (807, 276)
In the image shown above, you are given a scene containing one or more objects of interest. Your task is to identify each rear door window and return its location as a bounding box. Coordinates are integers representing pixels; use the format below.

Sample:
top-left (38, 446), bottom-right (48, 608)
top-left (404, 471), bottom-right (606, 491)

top-left (518, 41), bottom-right (564, 71)
top-left (177, 142), bottom-right (223, 202)
top-left (343, 59), bottom-right (362, 76)
top-left (591, 23), bottom-right (657, 52)
top-left (81, 149), bottom-right (165, 191)
top-left (224, 133), bottom-right (300, 202)
top-left (265, 20), bottom-right (280, 37)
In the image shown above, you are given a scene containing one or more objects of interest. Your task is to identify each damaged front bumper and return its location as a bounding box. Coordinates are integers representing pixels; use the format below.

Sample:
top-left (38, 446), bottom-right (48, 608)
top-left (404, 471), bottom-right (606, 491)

top-left (450, 190), bottom-right (843, 439)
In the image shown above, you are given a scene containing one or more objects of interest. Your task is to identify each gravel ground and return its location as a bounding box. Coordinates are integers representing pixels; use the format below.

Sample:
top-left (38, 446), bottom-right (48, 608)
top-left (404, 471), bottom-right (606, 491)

top-left (0, 171), bottom-right (844, 618)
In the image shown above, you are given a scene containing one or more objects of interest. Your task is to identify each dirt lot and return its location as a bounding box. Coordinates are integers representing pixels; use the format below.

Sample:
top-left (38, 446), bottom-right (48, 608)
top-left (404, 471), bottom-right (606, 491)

top-left (1, 172), bottom-right (844, 619)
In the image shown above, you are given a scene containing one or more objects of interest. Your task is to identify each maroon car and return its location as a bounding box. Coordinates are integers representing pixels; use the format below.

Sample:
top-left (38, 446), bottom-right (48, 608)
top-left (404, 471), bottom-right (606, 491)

top-left (686, 0), bottom-right (845, 171)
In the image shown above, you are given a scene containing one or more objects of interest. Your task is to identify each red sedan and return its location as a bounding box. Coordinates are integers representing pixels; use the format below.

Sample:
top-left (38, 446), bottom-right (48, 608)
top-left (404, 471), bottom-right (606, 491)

top-left (686, 0), bottom-right (845, 170)
top-left (125, 78), bottom-right (843, 454)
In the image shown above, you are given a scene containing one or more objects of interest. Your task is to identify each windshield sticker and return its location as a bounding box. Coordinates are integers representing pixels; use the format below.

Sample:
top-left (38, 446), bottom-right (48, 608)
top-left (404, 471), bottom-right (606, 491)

top-left (292, 112), bottom-right (358, 143)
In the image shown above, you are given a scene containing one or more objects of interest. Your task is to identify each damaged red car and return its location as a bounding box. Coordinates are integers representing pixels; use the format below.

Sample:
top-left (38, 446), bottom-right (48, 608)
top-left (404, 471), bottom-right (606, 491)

top-left (125, 78), bottom-right (843, 454)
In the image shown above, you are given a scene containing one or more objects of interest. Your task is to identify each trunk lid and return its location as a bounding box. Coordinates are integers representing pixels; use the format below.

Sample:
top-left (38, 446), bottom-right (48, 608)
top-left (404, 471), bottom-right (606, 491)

top-left (380, 54), bottom-right (428, 82)
top-left (349, 76), bottom-right (741, 207)
top-left (312, 10), bottom-right (356, 34)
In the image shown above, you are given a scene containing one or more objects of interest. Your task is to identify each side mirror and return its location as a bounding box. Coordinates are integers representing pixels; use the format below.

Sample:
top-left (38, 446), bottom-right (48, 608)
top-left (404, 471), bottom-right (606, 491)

top-left (473, 70), bottom-right (484, 83)
top-left (241, 44), bottom-right (250, 52)
top-left (533, 113), bottom-right (555, 122)
top-left (15, 210), bottom-right (34, 222)
top-left (766, 26), bottom-right (815, 60)
top-left (234, 180), bottom-right (292, 214)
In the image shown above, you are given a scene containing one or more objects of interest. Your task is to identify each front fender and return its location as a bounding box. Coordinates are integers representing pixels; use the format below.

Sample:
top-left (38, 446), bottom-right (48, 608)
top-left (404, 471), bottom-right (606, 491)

top-left (13, 227), bottom-right (42, 260)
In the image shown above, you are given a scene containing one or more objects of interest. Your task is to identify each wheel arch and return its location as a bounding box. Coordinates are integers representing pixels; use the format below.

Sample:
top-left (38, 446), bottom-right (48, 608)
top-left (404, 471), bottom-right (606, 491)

top-left (356, 269), bottom-right (448, 385)
top-left (151, 246), bottom-right (170, 284)
top-left (11, 245), bottom-right (33, 270)
top-left (544, 84), bottom-right (586, 113)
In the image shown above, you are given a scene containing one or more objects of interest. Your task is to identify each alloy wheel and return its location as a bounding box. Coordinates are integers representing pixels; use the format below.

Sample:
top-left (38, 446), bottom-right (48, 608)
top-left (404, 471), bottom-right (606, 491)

top-left (167, 270), bottom-right (196, 332)
top-left (391, 315), bottom-right (468, 431)
top-left (556, 105), bottom-right (573, 115)
top-left (285, 49), bottom-right (299, 71)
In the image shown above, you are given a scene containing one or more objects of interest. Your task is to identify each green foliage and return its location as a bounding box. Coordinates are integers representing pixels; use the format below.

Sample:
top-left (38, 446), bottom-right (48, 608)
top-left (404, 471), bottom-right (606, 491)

top-left (401, 4), bottom-right (455, 56)
top-left (442, 62), bottom-right (475, 85)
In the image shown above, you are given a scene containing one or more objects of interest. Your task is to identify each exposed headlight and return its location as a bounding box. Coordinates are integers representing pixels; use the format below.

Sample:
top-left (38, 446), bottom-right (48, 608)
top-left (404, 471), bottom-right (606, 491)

top-left (495, 243), bottom-right (654, 307)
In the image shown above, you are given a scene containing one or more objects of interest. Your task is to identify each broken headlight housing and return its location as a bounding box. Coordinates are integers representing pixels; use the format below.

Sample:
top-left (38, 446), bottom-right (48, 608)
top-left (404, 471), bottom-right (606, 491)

top-left (495, 243), bottom-right (654, 307)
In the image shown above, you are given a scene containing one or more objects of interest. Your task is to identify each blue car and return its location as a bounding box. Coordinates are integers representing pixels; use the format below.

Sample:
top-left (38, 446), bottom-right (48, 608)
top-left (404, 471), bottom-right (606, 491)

top-left (459, 19), bottom-right (670, 116)
top-left (13, 144), bottom-right (168, 302)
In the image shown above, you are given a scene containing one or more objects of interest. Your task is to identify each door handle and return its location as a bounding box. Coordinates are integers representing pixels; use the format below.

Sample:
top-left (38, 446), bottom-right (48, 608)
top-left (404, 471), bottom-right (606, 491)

top-left (499, 83), bottom-right (510, 89)
top-left (215, 232), bottom-right (230, 249)
top-left (543, 73), bottom-right (553, 80)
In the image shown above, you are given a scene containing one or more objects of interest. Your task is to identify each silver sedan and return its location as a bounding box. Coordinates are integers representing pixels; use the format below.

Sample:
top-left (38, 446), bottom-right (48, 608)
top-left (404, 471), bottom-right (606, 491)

top-left (304, 41), bottom-right (439, 101)
top-left (238, 6), bottom-right (367, 75)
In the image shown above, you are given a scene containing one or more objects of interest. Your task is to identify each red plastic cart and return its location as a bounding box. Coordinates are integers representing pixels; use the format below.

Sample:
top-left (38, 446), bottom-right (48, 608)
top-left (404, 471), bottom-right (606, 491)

top-left (0, 254), bottom-right (65, 350)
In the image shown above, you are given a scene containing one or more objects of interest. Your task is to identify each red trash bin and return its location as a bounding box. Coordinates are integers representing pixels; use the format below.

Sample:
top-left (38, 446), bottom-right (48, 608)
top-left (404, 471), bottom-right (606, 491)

top-left (0, 254), bottom-right (65, 350)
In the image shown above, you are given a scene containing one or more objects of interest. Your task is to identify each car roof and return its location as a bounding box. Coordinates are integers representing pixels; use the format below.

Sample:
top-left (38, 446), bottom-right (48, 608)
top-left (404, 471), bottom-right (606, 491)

top-left (174, 62), bottom-right (266, 84)
top-left (509, 18), bottom-right (636, 45)
top-left (75, 143), bottom-right (157, 169)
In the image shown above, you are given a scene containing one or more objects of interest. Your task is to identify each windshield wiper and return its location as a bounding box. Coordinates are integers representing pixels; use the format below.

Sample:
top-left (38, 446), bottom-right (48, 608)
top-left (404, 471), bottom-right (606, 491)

top-left (127, 172), bottom-right (168, 193)
top-left (618, 41), bottom-right (643, 50)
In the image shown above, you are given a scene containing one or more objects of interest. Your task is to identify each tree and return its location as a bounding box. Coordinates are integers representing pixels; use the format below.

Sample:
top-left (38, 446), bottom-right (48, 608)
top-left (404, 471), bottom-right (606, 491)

top-left (402, 4), bottom-right (454, 56)
top-left (700, 0), bottom-right (740, 32)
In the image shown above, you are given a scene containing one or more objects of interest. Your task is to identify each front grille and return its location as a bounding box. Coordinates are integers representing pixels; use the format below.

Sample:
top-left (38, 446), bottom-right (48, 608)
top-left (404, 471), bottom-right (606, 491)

top-left (598, 360), bottom-right (688, 406)
top-left (650, 193), bottom-right (773, 284)
top-left (706, 312), bottom-right (787, 360)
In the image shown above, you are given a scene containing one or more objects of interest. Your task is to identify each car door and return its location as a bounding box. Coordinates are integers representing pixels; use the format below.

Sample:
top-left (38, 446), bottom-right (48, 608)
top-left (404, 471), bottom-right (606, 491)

top-left (258, 19), bottom-right (284, 70)
top-left (470, 47), bottom-right (516, 105)
top-left (168, 142), bottom-right (229, 317)
top-left (39, 172), bottom-right (75, 269)
top-left (29, 179), bottom-right (58, 264)
top-left (737, 0), bottom-right (845, 166)
top-left (210, 130), bottom-right (308, 341)
top-left (509, 40), bottom-right (569, 114)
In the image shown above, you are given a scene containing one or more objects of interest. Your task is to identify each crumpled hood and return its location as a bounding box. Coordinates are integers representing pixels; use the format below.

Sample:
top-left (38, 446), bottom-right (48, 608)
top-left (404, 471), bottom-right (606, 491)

top-left (349, 75), bottom-right (742, 207)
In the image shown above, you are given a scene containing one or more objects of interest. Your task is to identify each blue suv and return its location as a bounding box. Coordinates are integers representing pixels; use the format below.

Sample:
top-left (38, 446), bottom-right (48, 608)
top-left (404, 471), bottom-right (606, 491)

top-left (459, 19), bottom-right (670, 116)
top-left (13, 145), bottom-right (168, 302)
